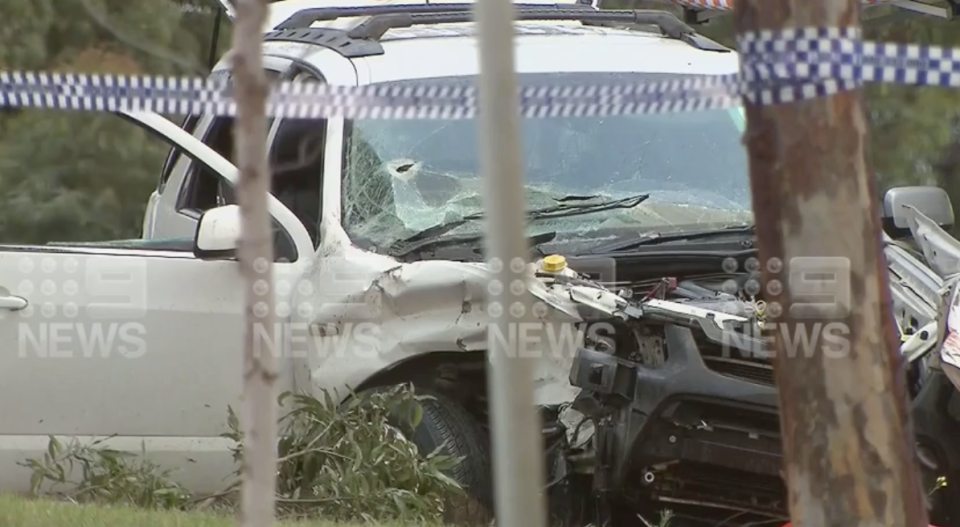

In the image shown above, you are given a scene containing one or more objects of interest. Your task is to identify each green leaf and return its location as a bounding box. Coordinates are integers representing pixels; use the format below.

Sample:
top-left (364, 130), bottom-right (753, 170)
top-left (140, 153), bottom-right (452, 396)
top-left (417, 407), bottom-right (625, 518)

top-left (410, 401), bottom-right (423, 429)
top-left (47, 436), bottom-right (61, 459)
top-left (28, 470), bottom-right (44, 495)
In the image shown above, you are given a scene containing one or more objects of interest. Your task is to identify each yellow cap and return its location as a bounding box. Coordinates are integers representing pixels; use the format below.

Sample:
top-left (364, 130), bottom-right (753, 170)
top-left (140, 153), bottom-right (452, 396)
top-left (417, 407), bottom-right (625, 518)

top-left (542, 254), bottom-right (567, 273)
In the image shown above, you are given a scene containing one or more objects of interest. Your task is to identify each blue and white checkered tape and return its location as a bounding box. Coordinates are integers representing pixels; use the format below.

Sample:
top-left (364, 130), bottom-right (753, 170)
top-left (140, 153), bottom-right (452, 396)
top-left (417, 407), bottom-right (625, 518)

top-left (0, 28), bottom-right (958, 119)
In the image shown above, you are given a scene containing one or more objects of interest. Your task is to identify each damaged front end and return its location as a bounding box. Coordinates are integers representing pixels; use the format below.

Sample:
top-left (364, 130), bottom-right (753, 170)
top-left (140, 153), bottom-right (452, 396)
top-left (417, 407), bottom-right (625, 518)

top-left (554, 205), bottom-right (960, 527)
top-left (299, 203), bottom-right (960, 527)
top-left (301, 215), bottom-right (782, 524)
top-left (556, 272), bottom-right (784, 525)
top-left (299, 216), bottom-right (605, 411)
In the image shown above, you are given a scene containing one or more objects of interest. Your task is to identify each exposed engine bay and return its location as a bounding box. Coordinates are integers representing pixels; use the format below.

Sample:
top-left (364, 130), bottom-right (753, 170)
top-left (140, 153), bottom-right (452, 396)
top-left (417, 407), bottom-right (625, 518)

top-left (546, 262), bottom-right (785, 525)
top-left (306, 181), bottom-right (960, 527)
top-left (533, 205), bottom-right (960, 527)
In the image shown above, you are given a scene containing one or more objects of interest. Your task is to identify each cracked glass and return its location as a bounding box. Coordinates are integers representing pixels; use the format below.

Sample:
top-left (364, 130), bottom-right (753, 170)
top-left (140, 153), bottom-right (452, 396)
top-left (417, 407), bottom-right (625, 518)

top-left (341, 72), bottom-right (753, 250)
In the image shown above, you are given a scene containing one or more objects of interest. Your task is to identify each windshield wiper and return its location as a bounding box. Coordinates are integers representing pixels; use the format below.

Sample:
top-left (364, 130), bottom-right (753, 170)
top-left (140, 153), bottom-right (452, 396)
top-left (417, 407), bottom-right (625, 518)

top-left (528, 193), bottom-right (650, 220)
top-left (389, 193), bottom-right (650, 256)
top-left (586, 223), bottom-right (755, 254)
top-left (392, 230), bottom-right (558, 258)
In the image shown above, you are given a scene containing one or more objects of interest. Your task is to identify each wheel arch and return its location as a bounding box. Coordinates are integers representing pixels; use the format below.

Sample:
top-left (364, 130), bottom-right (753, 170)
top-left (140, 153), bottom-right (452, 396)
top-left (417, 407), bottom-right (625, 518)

top-left (343, 350), bottom-right (489, 416)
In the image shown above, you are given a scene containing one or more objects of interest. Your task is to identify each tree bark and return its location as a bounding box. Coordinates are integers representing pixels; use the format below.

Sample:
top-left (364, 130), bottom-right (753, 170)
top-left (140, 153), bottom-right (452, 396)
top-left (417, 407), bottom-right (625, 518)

top-left (734, 1), bottom-right (929, 526)
top-left (231, 1), bottom-right (277, 527)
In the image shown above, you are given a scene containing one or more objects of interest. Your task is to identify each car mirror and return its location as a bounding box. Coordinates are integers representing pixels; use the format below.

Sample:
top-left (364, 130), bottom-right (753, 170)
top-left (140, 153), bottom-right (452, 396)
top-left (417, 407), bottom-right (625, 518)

top-left (193, 204), bottom-right (241, 260)
top-left (882, 186), bottom-right (954, 230)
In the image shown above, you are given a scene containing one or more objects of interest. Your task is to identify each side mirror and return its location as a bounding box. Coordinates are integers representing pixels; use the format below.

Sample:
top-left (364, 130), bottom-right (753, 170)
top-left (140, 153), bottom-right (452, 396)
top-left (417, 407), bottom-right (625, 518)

top-left (193, 205), bottom-right (241, 260)
top-left (882, 186), bottom-right (954, 232)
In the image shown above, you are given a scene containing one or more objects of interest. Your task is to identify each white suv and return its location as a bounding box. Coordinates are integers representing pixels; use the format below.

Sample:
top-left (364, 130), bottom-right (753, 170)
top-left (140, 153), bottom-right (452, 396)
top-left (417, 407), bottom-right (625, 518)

top-left (8, 1), bottom-right (959, 524)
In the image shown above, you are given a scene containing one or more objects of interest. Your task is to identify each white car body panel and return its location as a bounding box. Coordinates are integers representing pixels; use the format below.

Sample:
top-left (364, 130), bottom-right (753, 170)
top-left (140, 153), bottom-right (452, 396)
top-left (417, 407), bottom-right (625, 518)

top-left (142, 189), bottom-right (161, 238)
top-left (0, 249), bottom-right (246, 492)
top-left (0, 111), bottom-right (316, 493)
top-left (362, 25), bottom-right (738, 83)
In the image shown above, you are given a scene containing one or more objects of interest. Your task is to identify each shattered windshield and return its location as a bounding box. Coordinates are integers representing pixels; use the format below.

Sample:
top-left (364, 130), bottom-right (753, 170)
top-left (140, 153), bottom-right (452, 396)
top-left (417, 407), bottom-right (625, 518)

top-left (341, 72), bottom-right (753, 250)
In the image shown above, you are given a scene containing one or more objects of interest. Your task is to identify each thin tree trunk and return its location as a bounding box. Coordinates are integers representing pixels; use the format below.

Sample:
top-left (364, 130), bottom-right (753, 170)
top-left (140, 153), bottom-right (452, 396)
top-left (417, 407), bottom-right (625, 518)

top-left (473, 1), bottom-right (549, 527)
top-left (231, 1), bottom-right (278, 527)
top-left (734, 1), bottom-right (929, 525)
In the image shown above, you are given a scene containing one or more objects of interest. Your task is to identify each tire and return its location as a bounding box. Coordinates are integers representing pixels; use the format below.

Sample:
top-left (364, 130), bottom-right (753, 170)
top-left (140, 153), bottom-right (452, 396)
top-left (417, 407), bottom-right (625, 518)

top-left (362, 385), bottom-right (494, 525)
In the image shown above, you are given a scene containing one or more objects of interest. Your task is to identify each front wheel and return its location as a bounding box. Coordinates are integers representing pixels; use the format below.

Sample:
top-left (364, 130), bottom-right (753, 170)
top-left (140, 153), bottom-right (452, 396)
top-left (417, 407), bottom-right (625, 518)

top-left (362, 385), bottom-right (494, 525)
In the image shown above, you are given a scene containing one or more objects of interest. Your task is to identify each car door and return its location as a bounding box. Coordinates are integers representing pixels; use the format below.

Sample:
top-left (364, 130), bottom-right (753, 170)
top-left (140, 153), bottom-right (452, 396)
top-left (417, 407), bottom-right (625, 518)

top-left (0, 111), bottom-right (314, 495)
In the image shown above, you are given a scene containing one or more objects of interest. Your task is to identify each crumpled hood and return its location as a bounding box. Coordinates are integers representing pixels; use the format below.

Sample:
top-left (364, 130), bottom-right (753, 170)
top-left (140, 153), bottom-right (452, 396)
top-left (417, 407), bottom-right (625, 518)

top-left (296, 214), bottom-right (596, 409)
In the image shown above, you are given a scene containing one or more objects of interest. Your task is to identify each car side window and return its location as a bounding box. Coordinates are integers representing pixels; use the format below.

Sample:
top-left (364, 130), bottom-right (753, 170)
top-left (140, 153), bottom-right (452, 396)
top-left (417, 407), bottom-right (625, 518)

top-left (177, 114), bottom-right (237, 213)
top-left (176, 69), bottom-right (283, 216)
top-left (269, 71), bottom-right (326, 248)
top-left (166, 143), bottom-right (298, 262)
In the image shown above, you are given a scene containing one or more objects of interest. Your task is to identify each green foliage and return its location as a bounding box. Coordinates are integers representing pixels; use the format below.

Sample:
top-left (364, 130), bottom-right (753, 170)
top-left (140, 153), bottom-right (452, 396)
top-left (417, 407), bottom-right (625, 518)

top-left (0, 0), bottom-right (231, 245)
top-left (21, 385), bottom-right (464, 523)
top-left (18, 435), bottom-right (191, 509)
top-left (860, 16), bottom-right (960, 193)
top-left (0, 0), bottom-right (218, 74)
top-left (0, 110), bottom-right (167, 244)
top-left (220, 385), bottom-right (465, 522)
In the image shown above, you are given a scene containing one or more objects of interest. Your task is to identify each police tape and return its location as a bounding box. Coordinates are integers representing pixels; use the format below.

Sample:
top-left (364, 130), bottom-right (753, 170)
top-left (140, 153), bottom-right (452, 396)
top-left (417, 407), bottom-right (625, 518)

top-left (0, 27), bottom-right (958, 119)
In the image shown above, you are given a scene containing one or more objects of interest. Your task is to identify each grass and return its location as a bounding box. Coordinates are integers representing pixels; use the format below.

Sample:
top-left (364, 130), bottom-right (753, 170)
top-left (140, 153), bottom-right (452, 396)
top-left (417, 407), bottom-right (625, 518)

top-left (0, 495), bottom-right (436, 527)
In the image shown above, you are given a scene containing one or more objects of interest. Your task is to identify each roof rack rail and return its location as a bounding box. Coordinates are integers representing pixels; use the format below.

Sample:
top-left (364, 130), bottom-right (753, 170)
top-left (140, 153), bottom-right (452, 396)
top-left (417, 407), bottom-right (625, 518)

top-left (272, 4), bottom-right (727, 52)
top-left (274, 3), bottom-right (594, 30)
top-left (263, 28), bottom-right (387, 58)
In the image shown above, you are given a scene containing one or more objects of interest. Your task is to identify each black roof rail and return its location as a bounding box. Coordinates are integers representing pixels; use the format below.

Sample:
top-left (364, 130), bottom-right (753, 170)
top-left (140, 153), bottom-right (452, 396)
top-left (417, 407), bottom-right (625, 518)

top-left (274, 2), bottom-right (594, 30)
top-left (351, 9), bottom-right (728, 52)
top-left (267, 4), bottom-right (729, 57)
top-left (263, 28), bottom-right (386, 58)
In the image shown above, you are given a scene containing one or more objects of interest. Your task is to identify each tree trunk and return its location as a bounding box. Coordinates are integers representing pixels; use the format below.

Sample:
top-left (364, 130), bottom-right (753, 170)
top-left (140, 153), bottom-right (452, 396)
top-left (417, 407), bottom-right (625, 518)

top-left (734, 1), bottom-right (929, 526)
top-left (473, 2), bottom-right (548, 527)
top-left (231, 1), bottom-right (278, 527)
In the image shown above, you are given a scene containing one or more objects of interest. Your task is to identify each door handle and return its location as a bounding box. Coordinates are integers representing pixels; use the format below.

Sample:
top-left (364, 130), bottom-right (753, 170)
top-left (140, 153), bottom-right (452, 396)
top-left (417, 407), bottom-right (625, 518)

top-left (0, 295), bottom-right (28, 311)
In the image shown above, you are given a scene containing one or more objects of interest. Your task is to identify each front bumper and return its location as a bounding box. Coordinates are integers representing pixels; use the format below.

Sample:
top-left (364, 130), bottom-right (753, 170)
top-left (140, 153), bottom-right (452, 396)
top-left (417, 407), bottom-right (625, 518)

top-left (569, 322), bottom-right (960, 493)
top-left (570, 323), bottom-right (781, 489)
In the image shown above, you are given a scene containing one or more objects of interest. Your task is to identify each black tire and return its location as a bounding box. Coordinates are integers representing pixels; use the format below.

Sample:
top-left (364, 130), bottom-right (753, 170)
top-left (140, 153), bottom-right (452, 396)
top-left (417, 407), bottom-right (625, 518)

top-left (362, 385), bottom-right (494, 525)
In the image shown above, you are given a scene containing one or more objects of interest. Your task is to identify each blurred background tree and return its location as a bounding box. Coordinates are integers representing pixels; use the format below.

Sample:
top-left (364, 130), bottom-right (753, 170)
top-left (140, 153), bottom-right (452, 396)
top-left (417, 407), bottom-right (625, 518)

top-left (0, 0), bottom-right (957, 243)
top-left (0, 0), bottom-right (231, 244)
